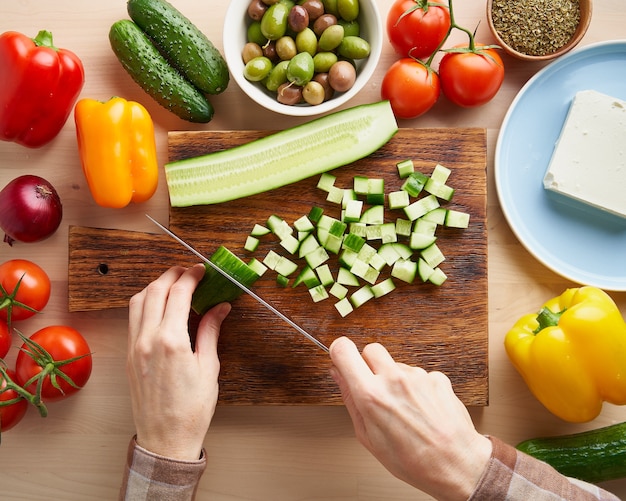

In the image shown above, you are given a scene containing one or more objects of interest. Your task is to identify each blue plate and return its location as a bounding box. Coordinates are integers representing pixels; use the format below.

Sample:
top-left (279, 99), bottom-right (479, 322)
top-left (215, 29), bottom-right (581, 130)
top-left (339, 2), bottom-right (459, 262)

top-left (495, 40), bottom-right (626, 291)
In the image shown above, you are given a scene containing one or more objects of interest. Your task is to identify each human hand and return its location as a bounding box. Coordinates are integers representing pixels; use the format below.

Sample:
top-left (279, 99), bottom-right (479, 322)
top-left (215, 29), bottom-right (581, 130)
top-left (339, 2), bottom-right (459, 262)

top-left (329, 337), bottom-right (492, 501)
top-left (127, 265), bottom-right (231, 461)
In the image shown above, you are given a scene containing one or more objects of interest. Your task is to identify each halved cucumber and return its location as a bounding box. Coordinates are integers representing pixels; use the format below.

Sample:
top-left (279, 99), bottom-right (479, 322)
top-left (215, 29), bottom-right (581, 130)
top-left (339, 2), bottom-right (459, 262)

top-left (165, 101), bottom-right (398, 207)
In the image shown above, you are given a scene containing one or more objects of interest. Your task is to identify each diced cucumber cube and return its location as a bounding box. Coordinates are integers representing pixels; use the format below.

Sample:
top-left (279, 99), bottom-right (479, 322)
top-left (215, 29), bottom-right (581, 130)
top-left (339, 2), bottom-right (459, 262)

top-left (263, 250), bottom-right (282, 270)
top-left (421, 243), bottom-right (445, 268)
top-left (388, 190), bottom-right (410, 209)
top-left (337, 267), bottom-right (360, 286)
top-left (280, 234), bottom-right (300, 254)
top-left (445, 209), bottom-right (470, 228)
top-left (413, 218), bottom-right (438, 236)
top-left (338, 248), bottom-right (358, 268)
top-left (425, 178), bottom-right (455, 201)
top-left (418, 257), bottom-right (435, 282)
top-left (344, 199), bottom-right (363, 222)
top-left (360, 205), bottom-right (384, 224)
top-left (304, 246), bottom-right (329, 269)
top-left (422, 207), bottom-right (447, 225)
top-left (356, 243), bottom-right (377, 263)
top-left (366, 193), bottom-right (385, 205)
top-left (250, 223), bottom-right (270, 237)
top-left (369, 252), bottom-right (386, 272)
top-left (353, 175), bottom-right (369, 194)
top-left (309, 284), bottom-right (329, 302)
top-left (430, 163), bottom-right (451, 184)
top-left (293, 215), bottom-right (314, 233)
top-left (401, 171), bottom-right (428, 197)
top-left (396, 159), bottom-right (414, 178)
top-left (404, 194), bottom-right (440, 221)
top-left (329, 220), bottom-right (347, 237)
top-left (391, 258), bottom-right (417, 284)
top-left (371, 277), bottom-right (396, 298)
top-left (334, 297), bottom-right (354, 317)
top-left (349, 222), bottom-right (367, 237)
top-left (244, 235), bottom-right (260, 252)
top-left (342, 232), bottom-right (365, 253)
top-left (293, 265), bottom-right (320, 288)
top-left (389, 243), bottom-right (413, 259)
top-left (367, 177), bottom-right (384, 195)
top-left (395, 218), bottom-right (412, 237)
top-left (276, 274), bottom-right (290, 287)
top-left (316, 264), bottom-right (334, 286)
top-left (317, 172), bottom-right (337, 192)
top-left (308, 206), bottom-right (324, 223)
top-left (350, 285), bottom-right (374, 308)
top-left (326, 185), bottom-right (344, 204)
top-left (380, 222), bottom-right (397, 244)
top-left (377, 242), bottom-right (402, 266)
top-left (267, 214), bottom-right (292, 239)
top-left (329, 282), bottom-right (348, 299)
top-left (248, 258), bottom-right (268, 276)
top-left (350, 258), bottom-right (370, 279)
top-left (298, 233), bottom-right (320, 258)
top-left (409, 232), bottom-right (437, 250)
top-left (428, 267), bottom-right (447, 285)
top-left (318, 214), bottom-right (338, 230)
top-left (366, 224), bottom-right (382, 241)
top-left (341, 189), bottom-right (357, 208)
top-left (275, 256), bottom-right (299, 277)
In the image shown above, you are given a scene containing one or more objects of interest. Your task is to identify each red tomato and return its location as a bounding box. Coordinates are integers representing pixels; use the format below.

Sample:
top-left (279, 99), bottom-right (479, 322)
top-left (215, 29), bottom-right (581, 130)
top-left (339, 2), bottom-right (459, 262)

top-left (381, 58), bottom-right (440, 119)
top-left (16, 325), bottom-right (92, 402)
top-left (0, 259), bottom-right (51, 323)
top-left (0, 319), bottom-right (10, 359)
top-left (386, 0), bottom-right (450, 59)
top-left (438, 44), bottom-right (505, 107)
top-left (0, 370), bottom-right (28, 432)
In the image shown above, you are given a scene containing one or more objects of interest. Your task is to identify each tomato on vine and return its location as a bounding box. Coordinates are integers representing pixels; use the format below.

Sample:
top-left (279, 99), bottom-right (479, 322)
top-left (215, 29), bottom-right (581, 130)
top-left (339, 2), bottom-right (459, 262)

top-left (381, 58), bottom-right (440, 119)
top-left (387, 0), bottom-right (451, 59)
top-left (439, 44), bottom-right (505, 107)
top-left (0, 259), bottom-right (51, 324)
top-left (0, 320), bottom-right (11, 359)
top-left (15, 326), bottom-right (92, 402)
top-left (0, 369), bottom-right (28, 433)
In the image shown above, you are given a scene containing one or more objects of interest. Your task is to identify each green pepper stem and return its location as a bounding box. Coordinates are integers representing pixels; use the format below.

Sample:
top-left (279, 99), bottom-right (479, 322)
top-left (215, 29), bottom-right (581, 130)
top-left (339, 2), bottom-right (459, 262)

top-left (32, 30), bottom-right (57, 51)
top-left (533, 306), bottom-right (566, 334)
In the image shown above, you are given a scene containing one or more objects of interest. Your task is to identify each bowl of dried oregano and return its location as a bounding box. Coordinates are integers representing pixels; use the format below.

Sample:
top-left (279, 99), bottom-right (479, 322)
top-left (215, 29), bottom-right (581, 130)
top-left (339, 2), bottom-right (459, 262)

top-left (486, 0), bottom-right (592, 61)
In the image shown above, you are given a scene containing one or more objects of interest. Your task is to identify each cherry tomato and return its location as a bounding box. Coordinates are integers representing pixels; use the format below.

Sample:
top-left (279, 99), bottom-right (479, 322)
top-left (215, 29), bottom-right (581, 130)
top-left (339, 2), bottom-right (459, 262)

top-left (16, 325), bottom-right (92, 402)
top-left (0, 319), bottom-right (10, 359)
top-left (438, 44), bottom-right (505, 107)
top-left (381, 58), bottom-right (440, 119)
top-left (386, 0), bottom-right (450, 59)
top-left (0, 259), bottom-right (51, 323)
top-left (0, 370), bottom-right (28, 432)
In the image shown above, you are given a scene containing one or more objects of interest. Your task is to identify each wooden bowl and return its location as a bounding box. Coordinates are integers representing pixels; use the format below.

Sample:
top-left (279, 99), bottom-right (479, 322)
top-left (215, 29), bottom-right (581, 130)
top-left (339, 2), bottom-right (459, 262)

top-left (486, 0), bottom-right (592, 61)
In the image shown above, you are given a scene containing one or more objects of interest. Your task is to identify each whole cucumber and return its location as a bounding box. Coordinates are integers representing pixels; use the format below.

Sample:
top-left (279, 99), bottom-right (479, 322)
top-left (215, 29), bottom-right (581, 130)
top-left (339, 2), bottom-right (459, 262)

top-left (517, 421), bottom-right (626, 483)
top-left (127, 0), bottom-right (229, 95)
top-left (109, 20), bottom-right (213, 123)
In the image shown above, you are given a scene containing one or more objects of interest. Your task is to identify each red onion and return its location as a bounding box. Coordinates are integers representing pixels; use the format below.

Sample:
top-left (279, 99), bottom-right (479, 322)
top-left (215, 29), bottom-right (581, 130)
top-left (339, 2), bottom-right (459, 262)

top-left (0, 175), bottom-right (63, 246)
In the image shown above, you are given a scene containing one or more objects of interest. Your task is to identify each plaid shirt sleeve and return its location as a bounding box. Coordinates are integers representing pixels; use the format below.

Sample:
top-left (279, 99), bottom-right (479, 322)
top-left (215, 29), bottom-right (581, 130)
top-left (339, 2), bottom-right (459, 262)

top-left (469, 436), bottom-right (621, 501)
top-left (119, 436), bottom-right (206, 501)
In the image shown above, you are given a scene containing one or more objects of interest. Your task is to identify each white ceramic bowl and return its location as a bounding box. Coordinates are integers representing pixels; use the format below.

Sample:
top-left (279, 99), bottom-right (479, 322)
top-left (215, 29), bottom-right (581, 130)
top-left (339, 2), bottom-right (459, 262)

top-left (223, 0), bottom-right (382, 117)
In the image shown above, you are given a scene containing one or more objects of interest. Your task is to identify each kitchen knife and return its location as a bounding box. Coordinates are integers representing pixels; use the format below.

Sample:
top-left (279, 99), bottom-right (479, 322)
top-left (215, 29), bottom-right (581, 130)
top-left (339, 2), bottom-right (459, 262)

top-left (147, 214), bottom-right (329, 353)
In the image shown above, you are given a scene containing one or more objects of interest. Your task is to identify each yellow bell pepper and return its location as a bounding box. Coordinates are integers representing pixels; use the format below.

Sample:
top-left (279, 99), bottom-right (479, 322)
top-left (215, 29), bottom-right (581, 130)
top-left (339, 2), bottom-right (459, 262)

top-left (505, 286), bottom-right (626, 423)
top-left (74, 97), bottom-right (158, 208)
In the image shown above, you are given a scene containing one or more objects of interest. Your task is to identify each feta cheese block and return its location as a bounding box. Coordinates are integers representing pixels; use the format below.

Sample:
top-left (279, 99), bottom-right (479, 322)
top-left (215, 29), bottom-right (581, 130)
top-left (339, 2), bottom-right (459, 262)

top-left (543, 89), bottom-right (626, 219)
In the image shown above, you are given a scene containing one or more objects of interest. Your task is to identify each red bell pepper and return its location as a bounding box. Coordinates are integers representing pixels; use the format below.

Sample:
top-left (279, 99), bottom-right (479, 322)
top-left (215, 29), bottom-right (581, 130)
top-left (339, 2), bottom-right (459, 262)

top-left (0, 30), bottom-right (84, 148)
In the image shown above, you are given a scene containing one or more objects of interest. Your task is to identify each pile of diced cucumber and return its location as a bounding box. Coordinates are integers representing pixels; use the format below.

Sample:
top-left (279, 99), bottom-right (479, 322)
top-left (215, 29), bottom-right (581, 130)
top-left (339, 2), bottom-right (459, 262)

top-left (240, 160), bottom-right (470, 317)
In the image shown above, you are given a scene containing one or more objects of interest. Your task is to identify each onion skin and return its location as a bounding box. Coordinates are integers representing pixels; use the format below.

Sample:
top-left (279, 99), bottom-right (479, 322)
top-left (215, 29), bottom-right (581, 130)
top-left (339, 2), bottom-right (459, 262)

top-left (0, 175), bottom-right (63, 245)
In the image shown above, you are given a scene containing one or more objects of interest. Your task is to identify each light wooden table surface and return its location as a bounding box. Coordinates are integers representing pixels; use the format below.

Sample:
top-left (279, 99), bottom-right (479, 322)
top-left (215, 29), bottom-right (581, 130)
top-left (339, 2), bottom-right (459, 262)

top-left (2, 1), bottom-right (626, 499)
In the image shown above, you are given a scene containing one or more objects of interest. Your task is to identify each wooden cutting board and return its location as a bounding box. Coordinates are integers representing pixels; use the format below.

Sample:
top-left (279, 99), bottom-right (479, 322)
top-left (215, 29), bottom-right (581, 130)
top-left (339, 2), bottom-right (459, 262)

top-left (68, 128), bottom-right (488, 405)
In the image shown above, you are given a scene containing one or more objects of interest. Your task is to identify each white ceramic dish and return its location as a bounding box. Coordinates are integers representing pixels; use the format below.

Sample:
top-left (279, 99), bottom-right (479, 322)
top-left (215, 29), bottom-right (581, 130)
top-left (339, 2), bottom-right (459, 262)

top-left (223, 0), bottom-right (382, 117)
top-left (495, 40), bottom-right (626, 291)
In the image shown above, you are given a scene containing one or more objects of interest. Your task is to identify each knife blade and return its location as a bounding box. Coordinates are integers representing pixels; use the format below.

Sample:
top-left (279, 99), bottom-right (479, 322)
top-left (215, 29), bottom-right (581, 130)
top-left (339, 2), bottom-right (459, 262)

top-left (146, 214), bottom-right (329, 353)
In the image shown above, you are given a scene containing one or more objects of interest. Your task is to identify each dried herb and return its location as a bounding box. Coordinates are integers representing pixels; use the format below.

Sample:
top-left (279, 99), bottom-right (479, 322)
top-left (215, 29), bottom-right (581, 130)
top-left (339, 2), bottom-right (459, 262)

top-left (491, 0), bottom-right (580, 56)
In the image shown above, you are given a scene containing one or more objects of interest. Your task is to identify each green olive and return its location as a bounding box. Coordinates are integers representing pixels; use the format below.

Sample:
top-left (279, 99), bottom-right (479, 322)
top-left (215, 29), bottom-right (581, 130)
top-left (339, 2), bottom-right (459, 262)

top-left (337, 0), bottom-right (359, 22)
top-left (313, 51), bottom-right (338, 73)
top-left (244, 56), bottom-right (274, 82)
top-left (338, 35), bottom-right (370, 59)
top-left (260, 2), bottom-right (290, 41)
top-left (303, 80), bottom-right (326, 105)
top-left (322, 0), bottom-right (339, 16)
top-left (265, 59), bottom-right (290, 91)
top-left (295, 27), bottom-right (318, 56)
top-left (276, 36), bottom-right (297, 60)
top-left (318, 24), bottom-right (344, 51)
top-left (247, 21), bottom-right (269, 46)
top-left (338, 19), bottom-right (360, 37)
top-left (286, 51), bottom-right (314, 86)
